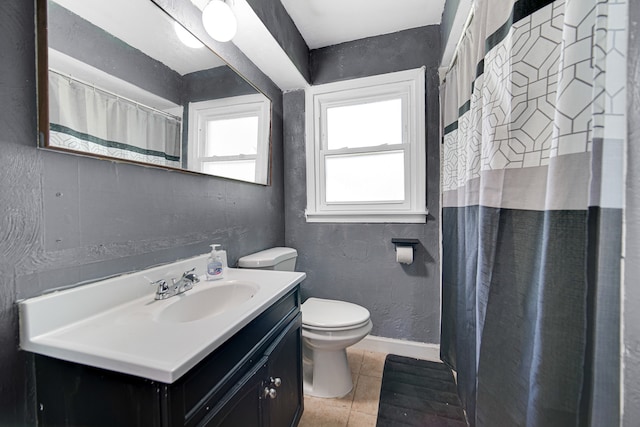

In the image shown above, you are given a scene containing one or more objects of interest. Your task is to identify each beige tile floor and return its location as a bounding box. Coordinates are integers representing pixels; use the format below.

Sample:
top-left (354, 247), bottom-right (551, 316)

top-left (298, 348), bottom-right (387, 427)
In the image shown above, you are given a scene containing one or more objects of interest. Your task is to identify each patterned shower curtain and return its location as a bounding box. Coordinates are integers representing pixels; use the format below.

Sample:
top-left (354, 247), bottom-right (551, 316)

top-left (440, 0), bottom-right (627, 426)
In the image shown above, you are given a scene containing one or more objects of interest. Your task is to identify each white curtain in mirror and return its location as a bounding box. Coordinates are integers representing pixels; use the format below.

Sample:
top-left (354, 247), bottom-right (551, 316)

top-left (48, 71), bottom-right (181, 168)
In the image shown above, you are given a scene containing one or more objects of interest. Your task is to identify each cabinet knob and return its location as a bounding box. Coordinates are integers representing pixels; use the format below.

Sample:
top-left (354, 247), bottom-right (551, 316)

top-left (264, 387), bottom-right (277, 399)
top-left (270, 377), bottom-right (282, 387)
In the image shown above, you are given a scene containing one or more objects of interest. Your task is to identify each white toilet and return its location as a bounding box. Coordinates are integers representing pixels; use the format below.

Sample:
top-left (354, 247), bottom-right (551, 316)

top-left (300, 297), bottom-right (372, 398)
top-left (237, 247), bottom-right (373, 398)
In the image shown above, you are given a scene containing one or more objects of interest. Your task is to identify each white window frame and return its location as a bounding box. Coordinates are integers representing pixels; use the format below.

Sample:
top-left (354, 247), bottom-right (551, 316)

top-left (305, 67), bottom-right (427, 223)
top-left (188, 94), bottom-right (271, 184)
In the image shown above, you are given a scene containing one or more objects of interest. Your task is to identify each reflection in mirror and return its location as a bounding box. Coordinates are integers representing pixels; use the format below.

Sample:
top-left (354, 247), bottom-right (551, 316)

top-left (189, 94), bottom-right (270, 183)
top-left (39, 0), bottom-right (272, 185)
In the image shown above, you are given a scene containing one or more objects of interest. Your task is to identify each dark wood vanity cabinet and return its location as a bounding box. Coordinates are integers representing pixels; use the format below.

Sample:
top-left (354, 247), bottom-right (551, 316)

top-left (201, 317), bottom-right (302, 427)
top-left (34, 288), bottom-right (303, 427)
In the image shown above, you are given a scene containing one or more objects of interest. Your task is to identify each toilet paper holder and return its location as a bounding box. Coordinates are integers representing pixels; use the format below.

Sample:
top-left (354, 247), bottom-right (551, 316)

top-left (391, 238), bottom-right (420, 250)
top-left (391, 238), bottom-right (419, 265)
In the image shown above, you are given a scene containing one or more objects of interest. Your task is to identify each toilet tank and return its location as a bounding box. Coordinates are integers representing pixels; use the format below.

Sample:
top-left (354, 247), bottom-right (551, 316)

top-left (237, 247), bottom-right (298, 271)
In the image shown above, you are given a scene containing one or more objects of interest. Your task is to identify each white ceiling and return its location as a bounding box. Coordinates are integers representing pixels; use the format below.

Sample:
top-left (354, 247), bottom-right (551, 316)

top-left (280, 0), bottom-right (446, 49)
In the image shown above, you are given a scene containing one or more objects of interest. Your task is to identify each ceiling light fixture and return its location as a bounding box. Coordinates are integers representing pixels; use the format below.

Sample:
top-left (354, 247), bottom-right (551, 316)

top-left (202, 0), bottom-right (237, 42)
top-left (173, 22), bottom-right (205, 48)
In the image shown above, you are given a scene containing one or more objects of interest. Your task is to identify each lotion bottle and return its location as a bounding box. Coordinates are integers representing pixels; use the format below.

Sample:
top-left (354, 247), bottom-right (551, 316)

top-left (206, 244), bottom-right (224, 280)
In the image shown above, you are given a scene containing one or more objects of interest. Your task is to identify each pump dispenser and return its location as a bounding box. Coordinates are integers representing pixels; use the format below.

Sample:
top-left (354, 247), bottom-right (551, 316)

top-left (206, 244), bottom-right (225, 280)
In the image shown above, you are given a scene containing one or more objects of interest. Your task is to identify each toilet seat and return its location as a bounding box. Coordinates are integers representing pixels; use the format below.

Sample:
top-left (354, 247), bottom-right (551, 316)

top-left (302, 297), bottom-right (370, 330)
top-left (302, 319), bottom-right (373, 333)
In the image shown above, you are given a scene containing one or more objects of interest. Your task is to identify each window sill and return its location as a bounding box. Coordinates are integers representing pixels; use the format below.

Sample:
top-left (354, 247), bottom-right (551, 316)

top-left (304, 210), bottom-right (429, 224)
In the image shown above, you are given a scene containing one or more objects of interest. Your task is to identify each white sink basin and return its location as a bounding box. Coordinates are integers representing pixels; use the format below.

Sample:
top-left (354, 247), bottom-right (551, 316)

top-left (18, 253), bottom-right (306, 383)
top-left (155, 281), bottom-right (259, 323)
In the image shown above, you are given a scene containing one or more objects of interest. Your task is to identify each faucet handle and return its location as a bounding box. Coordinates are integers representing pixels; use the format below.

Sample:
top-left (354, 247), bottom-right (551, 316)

top-left (150, 278), bottom-right (168, 290)
top-left (182, 267), bottom-right (200, 283)
top-left (149, 279), bottom-right (170, 300)
top-left (182, 267), bottom-right (196, 277)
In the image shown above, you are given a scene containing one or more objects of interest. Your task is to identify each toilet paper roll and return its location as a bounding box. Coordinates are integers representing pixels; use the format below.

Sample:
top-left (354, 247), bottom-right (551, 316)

top-left (396, 246), bottom-right (413, 265)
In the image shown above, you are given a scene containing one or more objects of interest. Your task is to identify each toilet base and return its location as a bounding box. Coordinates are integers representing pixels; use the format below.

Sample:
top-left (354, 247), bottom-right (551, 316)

top-left (303, 347), bottom-right (353, 398)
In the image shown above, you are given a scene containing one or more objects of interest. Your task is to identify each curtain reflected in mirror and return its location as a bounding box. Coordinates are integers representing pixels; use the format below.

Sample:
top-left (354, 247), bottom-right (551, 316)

top-left (49, 70), bottom-right (183, 167)
top-left (39, 0), bottom-right (272, 185)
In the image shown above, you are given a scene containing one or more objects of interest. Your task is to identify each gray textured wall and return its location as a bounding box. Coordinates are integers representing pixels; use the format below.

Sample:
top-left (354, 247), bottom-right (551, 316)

top-left (284, 26), bottom-right (442, 343)
top-left (182, 66), bottom-right (257, 102)
top-left (309, 27), bottom-right (439, 85)
top-left (624, 0), bottom-right (640, 423)
top-left (0, 0), bottom-right (284, 424)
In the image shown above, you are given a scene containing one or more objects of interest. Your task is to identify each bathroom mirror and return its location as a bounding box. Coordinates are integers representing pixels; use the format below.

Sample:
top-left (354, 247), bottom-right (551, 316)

top-left (37, 0), bottom-right (272, 185)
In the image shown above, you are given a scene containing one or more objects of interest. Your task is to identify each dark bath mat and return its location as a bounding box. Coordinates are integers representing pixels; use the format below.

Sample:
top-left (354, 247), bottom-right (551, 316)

top-left (376, 354), bottom-right (468, 427)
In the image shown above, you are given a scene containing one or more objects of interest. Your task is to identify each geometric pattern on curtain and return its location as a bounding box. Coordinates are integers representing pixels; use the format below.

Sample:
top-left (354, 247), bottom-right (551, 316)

top-left (443, 0), bottom-right (626, 210)
top-left (440, 0), bottom-right (626, 425)
top-left (48, 71), bottom-right (182, 168)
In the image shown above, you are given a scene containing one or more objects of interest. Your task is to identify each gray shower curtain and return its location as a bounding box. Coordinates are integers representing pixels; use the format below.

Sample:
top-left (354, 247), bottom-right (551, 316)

top-left (440, 0), bottom-right (627, 426)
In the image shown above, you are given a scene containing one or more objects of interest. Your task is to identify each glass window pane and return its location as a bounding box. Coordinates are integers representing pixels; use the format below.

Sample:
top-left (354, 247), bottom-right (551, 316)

top-left (325, 151), bottom-right (405, 203)
top-left (202, 159), bottom-right (256, 182)
top-left (326, 98), bottom-right (402, 150)
top-left (205, 116), bottom-right (259, 156)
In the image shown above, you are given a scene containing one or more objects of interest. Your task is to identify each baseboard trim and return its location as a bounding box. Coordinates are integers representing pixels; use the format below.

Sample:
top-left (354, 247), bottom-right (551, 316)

top-left (351, 335), bottom-right (441, 362)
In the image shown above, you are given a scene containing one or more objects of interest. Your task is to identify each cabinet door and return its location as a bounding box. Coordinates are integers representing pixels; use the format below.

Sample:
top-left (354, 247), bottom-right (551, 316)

top-left (35, 355), bottom-right (162, 427)
top-left (263, 313), bottom-right (303, 427)
top-left (200, 357), bottom-right (268, 427)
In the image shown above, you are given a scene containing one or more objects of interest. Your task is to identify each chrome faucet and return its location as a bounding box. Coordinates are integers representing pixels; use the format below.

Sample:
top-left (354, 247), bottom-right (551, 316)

top-left (150, 268), bottom-right (200, 300)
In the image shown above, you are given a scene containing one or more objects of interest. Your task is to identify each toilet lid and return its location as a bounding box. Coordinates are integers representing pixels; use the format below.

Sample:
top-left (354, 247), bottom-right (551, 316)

top-left (237, 247), bottom-right (297, 268)
top-left (301, 297), bottom-right (370, 329)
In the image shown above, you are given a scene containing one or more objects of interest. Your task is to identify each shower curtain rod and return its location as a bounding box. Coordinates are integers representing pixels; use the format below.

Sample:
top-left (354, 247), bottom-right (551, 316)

top-left (445, 1), bottom-right (476, 76)
top-left (49, 68), bottom-right (183, 122)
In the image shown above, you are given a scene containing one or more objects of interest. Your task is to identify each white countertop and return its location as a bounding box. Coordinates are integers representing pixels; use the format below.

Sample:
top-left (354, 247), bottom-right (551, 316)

top-left (18, 254), bottom-right (306, 383)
